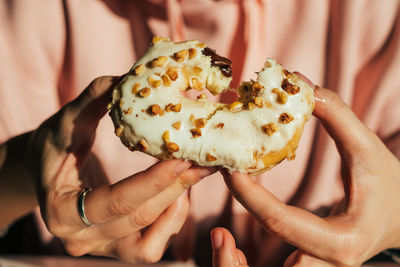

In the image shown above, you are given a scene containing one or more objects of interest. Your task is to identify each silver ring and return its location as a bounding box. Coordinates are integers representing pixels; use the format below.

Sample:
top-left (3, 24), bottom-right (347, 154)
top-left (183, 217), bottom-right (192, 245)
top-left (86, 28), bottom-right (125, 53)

top-left (78, 188), bottom-right (93, 226)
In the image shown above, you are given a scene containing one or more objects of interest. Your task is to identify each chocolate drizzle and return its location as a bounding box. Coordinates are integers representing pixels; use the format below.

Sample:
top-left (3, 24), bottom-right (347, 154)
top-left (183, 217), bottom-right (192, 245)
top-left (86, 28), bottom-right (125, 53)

top-left (202, 47), bottom-right (232, 77)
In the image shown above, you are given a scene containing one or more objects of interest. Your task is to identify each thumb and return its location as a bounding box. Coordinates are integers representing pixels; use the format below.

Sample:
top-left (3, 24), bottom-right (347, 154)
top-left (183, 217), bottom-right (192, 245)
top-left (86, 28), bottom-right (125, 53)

top-left (211, 227), bottom-right (248, 267)
top-left (69, 76), bottom-right (121, 126)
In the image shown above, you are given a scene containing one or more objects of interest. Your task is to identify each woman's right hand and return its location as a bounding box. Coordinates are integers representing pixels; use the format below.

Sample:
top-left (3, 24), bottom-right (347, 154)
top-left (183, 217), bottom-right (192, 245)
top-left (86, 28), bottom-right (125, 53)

top-left (26, 76), bottom-right (215, 263)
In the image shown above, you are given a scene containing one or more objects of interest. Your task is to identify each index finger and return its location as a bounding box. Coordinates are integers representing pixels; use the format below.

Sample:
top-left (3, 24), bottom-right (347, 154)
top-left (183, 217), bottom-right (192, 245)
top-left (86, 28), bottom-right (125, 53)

top-left (84, 159), bottom-right (192, 224)
top-left (221, 170), bottom-right (345, 262)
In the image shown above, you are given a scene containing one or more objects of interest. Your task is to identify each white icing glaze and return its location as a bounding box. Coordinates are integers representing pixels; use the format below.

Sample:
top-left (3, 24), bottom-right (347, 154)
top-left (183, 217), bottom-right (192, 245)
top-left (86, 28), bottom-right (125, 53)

top-left (110, 38), bottom-right (314, 174)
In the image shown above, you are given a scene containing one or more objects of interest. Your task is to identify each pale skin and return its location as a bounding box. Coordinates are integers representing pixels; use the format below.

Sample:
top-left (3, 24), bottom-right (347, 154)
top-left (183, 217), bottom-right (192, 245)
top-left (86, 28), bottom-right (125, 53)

top-left (211, 85), bottom-right (400, 266)
top-left (0, 76), bottom-right (215, 263)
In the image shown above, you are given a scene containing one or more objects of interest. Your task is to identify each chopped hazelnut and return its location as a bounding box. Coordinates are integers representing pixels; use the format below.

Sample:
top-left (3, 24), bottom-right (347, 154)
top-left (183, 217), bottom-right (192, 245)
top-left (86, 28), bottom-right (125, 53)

top-left (166, 142), bottom-right (179, 154)
top-left (197, 94), bottom-right (207, 100)
top-left (137, 139), bottom-right (149, 152)
top-left (115, 126), bottom-right (123, 137)
top-left (276, 91), bottom-right (288, 104)
top-left (152, 56), bottom-right (168, 67)
top-left (193, 67), bottom-right (203, 74)
top-left (128, 144), bottom-right (135, 151)
top-left (165, 103), bottom-right (174, 112)
top-left (254, 97), bottom-right (264, 108)
top-left (194, 118), bottom-right (206, 128)
top-left (152, 36), bottom-right (168, 45)
top-left (150, 104), bottom-right (162, 115)
top-left (174, 49), bottom-right (188, 62)
top-left (188, 48), bottom-right (197, 59)
top-left (106, 102), bottom-right (112, 111)
top-left (215, 123), bottom-right (224, 129)
top-left (279, 113), bottom-right (294, 123)
top-left (131, 83), bottom-right (141, 94)
top-left (265, 61), bottom-right (272, 68)
top-left (191, 128), bottom-right (202, 138)
top-left (119, 99), bottom-right (124, 107)
top-left (162, 130), bottom-right (170, 142)
top-left (139, 87), bottom-right (151, 98)
top-left (172, 103), bottom-right (182, 112)
top-left (134, 64), bottom-right (145, 75)
top-left (148, 77), bottom-right (161, 88)
top-left (191, 77), bottom-right (203, 91)
top-left (172, 121), bottom-right (182, 130)
top-left (262, 123), bottom-right (279, 136)
top-left (189, 114), bottom-right (195, 122)
top-left (123, 107), bottom-right (133, 115)
top-left (282, 79), bottom-right (300, 95)
top-left (248, 102), bottom-right (257, 110)
top-left (228, 101), bottom-right (243, 112)
top-left (166, 67), bottom-right (178, 81)
top-left (161, 74), bottom-right (171, 87)
top-left (206, 153), bottom-right (217, 162)
top-left (196, 42), bottom-right (205, 48)
top-left (252, 82), bottom-right (264, 96)
top-left (282, 69), bottom-right (291, 77)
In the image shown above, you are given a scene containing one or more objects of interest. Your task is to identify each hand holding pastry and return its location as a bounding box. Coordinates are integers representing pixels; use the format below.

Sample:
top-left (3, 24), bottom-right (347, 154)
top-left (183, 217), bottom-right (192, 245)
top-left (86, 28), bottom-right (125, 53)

top-left (221, 86), bottom-right (400, 266)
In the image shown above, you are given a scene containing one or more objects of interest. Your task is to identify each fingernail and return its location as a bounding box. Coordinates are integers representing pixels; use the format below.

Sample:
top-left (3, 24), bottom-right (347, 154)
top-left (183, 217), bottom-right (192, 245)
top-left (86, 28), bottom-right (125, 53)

top-left (174, 160), bottom-right (192, 176)
top-left (211, 229), bottom-right (223, 250)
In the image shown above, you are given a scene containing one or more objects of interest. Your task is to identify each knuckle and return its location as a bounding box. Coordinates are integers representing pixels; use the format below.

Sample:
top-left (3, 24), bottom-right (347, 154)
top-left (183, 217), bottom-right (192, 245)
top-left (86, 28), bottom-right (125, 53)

top-left (138, 245), bottom-right (163, 264)
top-left (329, 229), bottom-right (367, 266)
top-left (107, 194), bottom-right (133, 218)
top-left (64, 242), bottom-right (88, 257)
top-left (260, 207), bottom-right (288, 236)
top-left (129, 207), bottom-right (154, 229)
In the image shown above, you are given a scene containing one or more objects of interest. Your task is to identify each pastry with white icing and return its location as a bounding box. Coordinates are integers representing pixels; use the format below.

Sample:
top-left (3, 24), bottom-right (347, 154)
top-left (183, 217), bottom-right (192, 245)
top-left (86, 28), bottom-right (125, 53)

top-left (109, 37), bottom-right (314, 174)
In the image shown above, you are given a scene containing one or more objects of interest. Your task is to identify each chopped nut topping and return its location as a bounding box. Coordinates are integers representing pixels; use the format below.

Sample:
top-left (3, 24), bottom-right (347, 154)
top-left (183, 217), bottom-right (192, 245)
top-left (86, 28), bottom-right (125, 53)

top-left (197, 94), bottom-right (207, 100)
top-left (206, 153), bottom-right (217, 162)
top-left (152, 56), bottom-right (168, 67)
top-left (188, 48), bottom-right (197, 59)
top-left (265, 101), bottom-right (273, 108)
top-left (196, 42), bottom-right (205, 48)
top-left (282, 69), bottom-right (291, 77)
top-left (123, 107), bottom-right (133, 115)
top-left (215, 123), bottom-right (224, 129)
top-left (282, 79), bottom-right (300, 95)
top-left (193, 67), bottom-right (202, 74)
top-left (172, 121), bottom-right (182, 130)
top-left (166, 142), bottom-right (179, 154)
top-left (115, 126), bottom-right (123, 137)
top-left (252, 82), bottom-right (264, 96)
top-left (119, 99), bottom-right (124, 107)
top-left (189, 114), bottom-right (195, 122)
top-left (254, 97), bottom-right (264, 108)
top-left (137, 139), bottom-right (149, 152)
top-left (128, 144), bottom-right (135, 151)
top-left (165, 103), bottom-right (174, 112)
top-left (150, 104), bottom-right (162, 115)
top-left (191, 128), bottom-right (202, 138)
top-left (191, 77), bottom-right (203, 91)
top-left (265, 61), bottom-right (272, 68)
top-left (139, 87), bottom-right (151, 97)
top-left (159, 109), bottom-right (165, 116)
top-left (248, 102), bottom-right (257, 110)
top-left (173, 103), bottom-right (182, 112)
top-left (134, 64), bottom-right (145, 75)
top-left (161, 74), bottom-right (171, 87)
top-left (279, 113), bottom-right (294, 123)
top-left (228, 101), bottom-right (243, 112)
top-left (162, 130), bottom-right (170, 142)
top-left (148, 77), bottom-right (161, 88)
top-left (131, 83), bottom-right (141, 94)
top-left (106, 102), bottom-right (112, 111)
top-left (166, 67), bottom-right (178, 81)
top-left (276, 91), bottom-right (287, 104)
top-left (262, 123), bottom-right (279, 136)
top-left (174, 49), bottom-right (188, 62)
top-left (152, 36), bottom-right (168, 45)
top-left (194, 118), bottom-right (206, 128)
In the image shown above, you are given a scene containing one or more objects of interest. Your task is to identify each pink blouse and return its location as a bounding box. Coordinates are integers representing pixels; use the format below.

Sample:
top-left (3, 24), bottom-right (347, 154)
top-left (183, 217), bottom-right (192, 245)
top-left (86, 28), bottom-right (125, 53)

top-left (1, 0), bottom-right (399, 265)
